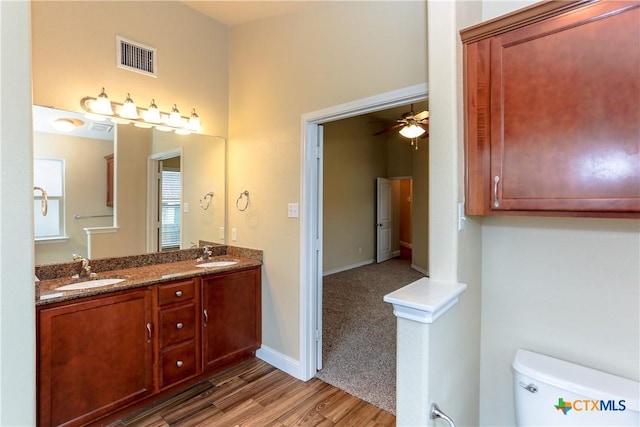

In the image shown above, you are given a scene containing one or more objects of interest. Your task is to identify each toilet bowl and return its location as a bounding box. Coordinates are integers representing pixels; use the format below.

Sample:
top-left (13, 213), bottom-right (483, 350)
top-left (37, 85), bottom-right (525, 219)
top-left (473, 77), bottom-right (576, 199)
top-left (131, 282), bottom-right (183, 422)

top-left (512, 349), bottom-right (639, 426)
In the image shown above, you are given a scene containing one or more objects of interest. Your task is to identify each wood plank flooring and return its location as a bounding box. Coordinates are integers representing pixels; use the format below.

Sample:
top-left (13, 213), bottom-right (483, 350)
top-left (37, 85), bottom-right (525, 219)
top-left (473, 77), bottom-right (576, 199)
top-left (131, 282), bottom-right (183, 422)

top-left (110, 358), bottom-right (395, 426)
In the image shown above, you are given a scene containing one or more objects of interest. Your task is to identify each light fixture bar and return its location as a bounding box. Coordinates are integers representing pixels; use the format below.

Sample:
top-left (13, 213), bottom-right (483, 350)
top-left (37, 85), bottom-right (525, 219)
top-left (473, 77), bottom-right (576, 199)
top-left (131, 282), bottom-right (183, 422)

top-left (80, 88), bottom-right (202, 134)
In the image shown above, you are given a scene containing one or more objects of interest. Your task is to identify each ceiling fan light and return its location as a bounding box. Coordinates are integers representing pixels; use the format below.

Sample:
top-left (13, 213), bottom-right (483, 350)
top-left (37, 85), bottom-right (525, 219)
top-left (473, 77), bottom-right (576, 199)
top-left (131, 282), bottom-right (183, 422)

top-left (91, 87), bottom-right (114, 115)
top-left (399, 124), bottom-right (425, 139)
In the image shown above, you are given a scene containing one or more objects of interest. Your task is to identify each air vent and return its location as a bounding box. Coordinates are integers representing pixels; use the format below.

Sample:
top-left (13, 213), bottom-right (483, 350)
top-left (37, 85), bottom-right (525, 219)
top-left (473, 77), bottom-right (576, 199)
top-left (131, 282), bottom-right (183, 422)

top-left (90, 122), bottom-right (114, 133)
top-left (116, 36), bottom-right (157, 77)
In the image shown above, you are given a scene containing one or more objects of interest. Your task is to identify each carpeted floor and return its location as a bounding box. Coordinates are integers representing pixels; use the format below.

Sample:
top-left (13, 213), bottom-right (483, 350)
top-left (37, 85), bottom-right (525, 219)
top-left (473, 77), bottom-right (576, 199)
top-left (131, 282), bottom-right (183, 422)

top-left (316, 258), bottom-right (426, 414)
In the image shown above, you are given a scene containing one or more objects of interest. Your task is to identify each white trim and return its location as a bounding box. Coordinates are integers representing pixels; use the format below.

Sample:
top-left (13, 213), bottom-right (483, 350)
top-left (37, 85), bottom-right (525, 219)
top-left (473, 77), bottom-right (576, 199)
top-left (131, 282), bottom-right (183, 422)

top-left (299, 83), bottom-right (428, 381)
top-left (322, 259), bottom-right (375, 277)
top-left (35, 236), bottom-right (70, 244)
top-left (383, 278), bottom-right (467, 324)
top-left (84, 226), bottom-right (119, 235)
top-left (412, 263), bottom-right (429, 277)
top-left (256, 345), bottom-right (304, 379)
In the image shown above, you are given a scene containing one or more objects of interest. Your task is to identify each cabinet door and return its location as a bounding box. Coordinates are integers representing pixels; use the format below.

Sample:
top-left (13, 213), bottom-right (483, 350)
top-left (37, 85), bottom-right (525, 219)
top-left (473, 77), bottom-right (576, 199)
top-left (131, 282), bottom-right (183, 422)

top-left (38, 290), bottom-right (153, 427)
top-left (489, 2), bottom-right (640, 213)
top-left (202, 267), bottom-right (261, 372)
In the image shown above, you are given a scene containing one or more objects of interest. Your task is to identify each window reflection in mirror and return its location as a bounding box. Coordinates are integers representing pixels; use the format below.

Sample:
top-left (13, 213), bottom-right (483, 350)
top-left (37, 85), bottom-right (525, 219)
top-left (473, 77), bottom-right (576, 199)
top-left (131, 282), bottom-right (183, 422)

top-left (33, 106), bottom-right (114, 264)
top-left (33, 106), bottom-right (226, 265)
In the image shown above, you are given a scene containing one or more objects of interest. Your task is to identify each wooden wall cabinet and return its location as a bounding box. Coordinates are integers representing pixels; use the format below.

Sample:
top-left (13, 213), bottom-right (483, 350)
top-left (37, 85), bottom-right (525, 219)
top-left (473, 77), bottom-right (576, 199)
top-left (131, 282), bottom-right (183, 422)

top-left (462, 0), bottom-right (640, 217)
top-left (37, 267), bottom-right (261, 426)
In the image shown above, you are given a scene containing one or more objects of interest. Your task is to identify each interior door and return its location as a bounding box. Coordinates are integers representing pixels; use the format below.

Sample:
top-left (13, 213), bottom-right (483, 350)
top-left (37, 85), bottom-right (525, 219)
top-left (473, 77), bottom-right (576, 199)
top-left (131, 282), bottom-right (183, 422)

top-left (376, 177), bottom-right (392, 263)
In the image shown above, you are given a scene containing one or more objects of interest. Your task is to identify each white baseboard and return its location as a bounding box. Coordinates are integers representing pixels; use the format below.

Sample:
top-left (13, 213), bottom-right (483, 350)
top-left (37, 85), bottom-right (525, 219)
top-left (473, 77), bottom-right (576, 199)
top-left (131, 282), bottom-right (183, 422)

top-left (322, 258), bottom-right (375, 276)
top-left (411, 264), bottom-right (429, 277)
top-left (256, 345), bottom-right (306, 380)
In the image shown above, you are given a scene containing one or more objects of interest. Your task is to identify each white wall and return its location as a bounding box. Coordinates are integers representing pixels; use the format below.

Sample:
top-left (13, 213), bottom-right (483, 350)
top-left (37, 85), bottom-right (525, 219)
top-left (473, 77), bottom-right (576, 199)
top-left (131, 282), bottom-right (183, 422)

top-left (228, 0), bottom-right (428, 362)
top-left (0, 1), bottom-right (36, 424)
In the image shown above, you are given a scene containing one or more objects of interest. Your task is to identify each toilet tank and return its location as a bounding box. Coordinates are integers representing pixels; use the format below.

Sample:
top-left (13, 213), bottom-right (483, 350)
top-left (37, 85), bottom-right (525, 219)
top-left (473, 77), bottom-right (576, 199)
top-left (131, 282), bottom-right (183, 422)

top-left (512, 349), bottom-right (639, 426)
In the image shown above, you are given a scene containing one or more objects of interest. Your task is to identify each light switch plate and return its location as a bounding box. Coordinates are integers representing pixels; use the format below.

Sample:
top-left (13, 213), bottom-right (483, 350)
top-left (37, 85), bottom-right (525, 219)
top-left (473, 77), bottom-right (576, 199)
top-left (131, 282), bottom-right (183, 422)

top-left (231, 228), bottom-right (237, 241)
top-left (288, 203), bottom-right (299, 218)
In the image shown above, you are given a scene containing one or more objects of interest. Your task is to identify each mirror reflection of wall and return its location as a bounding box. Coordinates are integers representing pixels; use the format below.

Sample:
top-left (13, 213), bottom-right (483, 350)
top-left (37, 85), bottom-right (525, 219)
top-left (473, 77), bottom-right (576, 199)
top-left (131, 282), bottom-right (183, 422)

top-left (33, 106), bottom-right (226, 265)
top-left (33, 106), bottom-right (114, 264)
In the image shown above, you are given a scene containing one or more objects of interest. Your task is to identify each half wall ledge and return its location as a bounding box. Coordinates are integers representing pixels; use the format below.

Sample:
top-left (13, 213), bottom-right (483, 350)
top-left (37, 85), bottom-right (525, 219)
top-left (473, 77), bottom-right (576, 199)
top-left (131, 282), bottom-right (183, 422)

top-left (384, 277), bottom-right (467, 324)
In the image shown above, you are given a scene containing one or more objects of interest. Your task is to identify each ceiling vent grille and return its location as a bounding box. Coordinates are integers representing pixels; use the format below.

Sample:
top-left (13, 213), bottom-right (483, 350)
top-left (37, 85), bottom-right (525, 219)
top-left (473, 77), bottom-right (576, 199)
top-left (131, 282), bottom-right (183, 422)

top-left (116, 36), bottom-right (157, 77)
top-left (90, 122), bottom-right (114, 133)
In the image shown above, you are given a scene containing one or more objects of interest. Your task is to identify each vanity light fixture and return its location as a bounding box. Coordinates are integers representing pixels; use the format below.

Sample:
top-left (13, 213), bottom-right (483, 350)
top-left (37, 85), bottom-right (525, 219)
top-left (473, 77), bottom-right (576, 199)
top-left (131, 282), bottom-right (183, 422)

top-left (80, 87), bottom-right (203, 135)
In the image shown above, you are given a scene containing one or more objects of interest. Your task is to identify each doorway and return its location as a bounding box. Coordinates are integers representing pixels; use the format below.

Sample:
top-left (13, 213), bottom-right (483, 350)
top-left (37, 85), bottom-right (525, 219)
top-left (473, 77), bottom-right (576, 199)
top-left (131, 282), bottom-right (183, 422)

top-left (299, 84), bottom-right (428, 380)
top-left (147, 149), bottom-right (183, 253)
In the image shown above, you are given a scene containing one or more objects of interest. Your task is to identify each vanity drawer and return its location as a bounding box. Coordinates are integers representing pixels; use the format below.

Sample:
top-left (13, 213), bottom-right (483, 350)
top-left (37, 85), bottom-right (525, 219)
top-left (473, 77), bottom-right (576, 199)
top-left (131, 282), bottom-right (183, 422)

top-left (159, 304), bottom-right (196, 348)
top-left (159, 342), bottom-right (197, 388)
top-left (158, 279), bottom-right (195, 306)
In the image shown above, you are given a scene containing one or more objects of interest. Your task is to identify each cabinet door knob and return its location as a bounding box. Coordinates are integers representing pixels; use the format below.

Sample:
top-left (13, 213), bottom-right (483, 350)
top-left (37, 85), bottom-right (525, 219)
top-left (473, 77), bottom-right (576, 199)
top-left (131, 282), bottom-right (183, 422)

top-left (493, 175), bottom-right (500, 208)
top-left (176, 322), bottom-right (183, 330)
top-left (176, 360), bottom-right (183, 368)
top-left (175, 290), bottom-right (183, 297)
top-left (203, 309), bottom-right (209, 326)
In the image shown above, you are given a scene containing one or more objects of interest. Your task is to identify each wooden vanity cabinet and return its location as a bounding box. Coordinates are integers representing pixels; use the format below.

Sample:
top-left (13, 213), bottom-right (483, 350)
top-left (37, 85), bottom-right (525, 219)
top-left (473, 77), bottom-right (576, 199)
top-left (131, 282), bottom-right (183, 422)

top-left (462, 1), bottom-right (640, 216)
top-left (37, 267), bottom-right (261, 426)
top-left (155, 278), bottom-right (201, 390)
top-left (202, 266), bottom-right (262, 372)
top-left (37, 289), bottom-right (153, 427)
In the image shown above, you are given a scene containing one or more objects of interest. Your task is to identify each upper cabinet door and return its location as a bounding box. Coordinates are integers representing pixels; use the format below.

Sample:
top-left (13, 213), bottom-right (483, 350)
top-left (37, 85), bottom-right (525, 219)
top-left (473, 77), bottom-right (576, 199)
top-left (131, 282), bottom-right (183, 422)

top-left (464, 1), bottom-right (640, 216)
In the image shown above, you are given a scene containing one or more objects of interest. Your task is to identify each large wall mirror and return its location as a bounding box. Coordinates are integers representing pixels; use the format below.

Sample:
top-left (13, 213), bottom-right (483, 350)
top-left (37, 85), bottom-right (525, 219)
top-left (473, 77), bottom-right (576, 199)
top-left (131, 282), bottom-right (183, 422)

top-left (33, 106), bottom-right (226, 265)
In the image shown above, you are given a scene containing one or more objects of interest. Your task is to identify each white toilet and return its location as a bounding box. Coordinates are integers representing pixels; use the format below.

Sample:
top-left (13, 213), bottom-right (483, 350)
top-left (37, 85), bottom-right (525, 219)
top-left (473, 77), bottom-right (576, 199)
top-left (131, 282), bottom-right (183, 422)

top-left (513, 349), bottom-right (639, 426)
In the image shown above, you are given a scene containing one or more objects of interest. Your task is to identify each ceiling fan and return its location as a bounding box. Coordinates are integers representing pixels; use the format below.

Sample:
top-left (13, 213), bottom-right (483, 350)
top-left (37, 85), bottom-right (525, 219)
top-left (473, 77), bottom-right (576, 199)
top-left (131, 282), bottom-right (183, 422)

top-left (373, 104), bottom-right (429, 149)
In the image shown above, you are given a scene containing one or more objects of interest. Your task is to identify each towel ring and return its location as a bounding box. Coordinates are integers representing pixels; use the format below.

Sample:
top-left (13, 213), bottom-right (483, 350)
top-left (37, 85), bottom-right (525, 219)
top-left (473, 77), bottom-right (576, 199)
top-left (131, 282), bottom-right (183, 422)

top-left (236, 190), bottom-right (250, 211)
top-left (199, 192), bottom-right (214, 210)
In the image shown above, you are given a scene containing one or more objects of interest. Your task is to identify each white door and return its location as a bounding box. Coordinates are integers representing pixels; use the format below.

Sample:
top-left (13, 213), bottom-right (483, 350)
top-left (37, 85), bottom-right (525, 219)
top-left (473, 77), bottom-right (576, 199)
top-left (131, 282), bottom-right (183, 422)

top-left (376, 177), bottom-right (392, 263)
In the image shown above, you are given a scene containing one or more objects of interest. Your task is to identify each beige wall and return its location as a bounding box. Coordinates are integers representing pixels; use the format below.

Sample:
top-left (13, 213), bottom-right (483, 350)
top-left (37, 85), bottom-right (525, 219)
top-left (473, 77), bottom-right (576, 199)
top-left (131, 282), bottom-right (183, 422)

top-left (31, 1), bottom-right (229, 138)
top-left (34, 132), bottom-right (114, 264)
top-left (322, 115), bottom-right (388, 272)
top-left (480, 217), bottom-right (640, 425)
top-left (229, 1), bottom-right (427, 360)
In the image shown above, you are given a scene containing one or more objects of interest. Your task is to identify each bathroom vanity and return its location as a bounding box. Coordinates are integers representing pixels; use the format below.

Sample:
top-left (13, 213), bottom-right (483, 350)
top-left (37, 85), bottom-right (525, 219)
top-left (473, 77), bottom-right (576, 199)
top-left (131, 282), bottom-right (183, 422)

top-left (36, 246), bottom-right (261, 427)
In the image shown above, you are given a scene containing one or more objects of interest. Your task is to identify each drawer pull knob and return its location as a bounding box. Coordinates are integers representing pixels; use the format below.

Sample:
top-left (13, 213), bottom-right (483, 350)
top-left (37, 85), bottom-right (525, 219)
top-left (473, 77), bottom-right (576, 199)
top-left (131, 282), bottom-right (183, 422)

top-left (175, 290), bottom-right (183, 297)
top-left (176, 322), bottom-right (184, 329)
top-left (176, 360), bottom-right (183, 368)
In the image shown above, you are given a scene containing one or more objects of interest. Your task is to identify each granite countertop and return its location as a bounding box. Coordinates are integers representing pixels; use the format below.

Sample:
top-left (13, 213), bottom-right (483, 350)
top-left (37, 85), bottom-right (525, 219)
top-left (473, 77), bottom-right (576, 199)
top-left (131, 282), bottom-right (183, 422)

top-left (36, 245), bottom-right (262, 306)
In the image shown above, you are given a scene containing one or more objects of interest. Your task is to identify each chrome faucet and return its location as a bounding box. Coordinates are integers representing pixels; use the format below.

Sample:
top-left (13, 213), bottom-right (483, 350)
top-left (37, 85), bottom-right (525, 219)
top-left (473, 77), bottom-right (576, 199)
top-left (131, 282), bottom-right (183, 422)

top-left (72, 254), bottom-right (93, 279)
top-left (202, 245), bottom-right (212, 260)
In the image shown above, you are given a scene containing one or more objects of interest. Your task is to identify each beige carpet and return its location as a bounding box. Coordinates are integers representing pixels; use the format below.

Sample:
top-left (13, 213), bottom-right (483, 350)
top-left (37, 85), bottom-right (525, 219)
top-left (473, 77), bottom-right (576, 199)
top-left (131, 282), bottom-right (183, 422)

top-left (316, 258), bottom-right (426, 414)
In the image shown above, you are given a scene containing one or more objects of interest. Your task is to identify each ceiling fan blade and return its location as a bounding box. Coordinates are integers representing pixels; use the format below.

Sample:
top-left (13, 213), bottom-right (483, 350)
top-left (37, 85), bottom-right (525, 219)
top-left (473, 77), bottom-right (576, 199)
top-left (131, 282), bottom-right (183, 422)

top-left (413, 110), bottom-right (429, 121)
top-left (373, 122), bottom-right (405, 136)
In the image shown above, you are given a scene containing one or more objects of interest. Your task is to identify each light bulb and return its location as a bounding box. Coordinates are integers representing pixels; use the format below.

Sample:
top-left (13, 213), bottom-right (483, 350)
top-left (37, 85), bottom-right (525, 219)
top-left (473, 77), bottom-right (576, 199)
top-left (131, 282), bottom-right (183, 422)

top-left (91, 87), bottom-right (114, 115)
top-left (167, 104), bottom-right (183, 127)
top-left (399, 124), bottom-right (425, 139)
top-left (119, 93), bottom-right (139, 119)
top-left (188, 108), bottom-right (201, 131)
top-left (144, 99), bottom-right (162, 123)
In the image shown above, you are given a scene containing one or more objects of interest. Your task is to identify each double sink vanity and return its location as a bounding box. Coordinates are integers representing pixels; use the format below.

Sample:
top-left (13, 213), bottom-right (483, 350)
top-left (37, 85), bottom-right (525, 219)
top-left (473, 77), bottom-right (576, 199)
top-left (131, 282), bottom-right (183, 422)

top-left (36, 243), bottom-right (262, 427)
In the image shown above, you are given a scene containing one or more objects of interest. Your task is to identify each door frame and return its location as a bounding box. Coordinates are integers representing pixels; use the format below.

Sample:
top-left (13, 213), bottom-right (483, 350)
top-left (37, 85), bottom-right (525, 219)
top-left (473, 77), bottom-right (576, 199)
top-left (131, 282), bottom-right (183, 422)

top-left (299, 83), bottom-right (428, 380)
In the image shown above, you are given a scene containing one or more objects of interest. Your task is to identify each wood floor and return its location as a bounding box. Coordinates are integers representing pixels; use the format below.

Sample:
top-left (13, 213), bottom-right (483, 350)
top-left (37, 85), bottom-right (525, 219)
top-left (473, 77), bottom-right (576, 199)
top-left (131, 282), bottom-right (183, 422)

top-left (111, 358), bottom-right (395, 426)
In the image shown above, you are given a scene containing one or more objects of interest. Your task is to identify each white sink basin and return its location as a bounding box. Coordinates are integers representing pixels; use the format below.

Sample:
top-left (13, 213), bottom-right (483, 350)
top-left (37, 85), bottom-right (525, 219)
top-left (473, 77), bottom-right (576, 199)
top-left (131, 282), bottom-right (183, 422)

top-left (56, 278), bottom-right (125, 291)
top-left (196, 261), bottom-right (238, 268)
